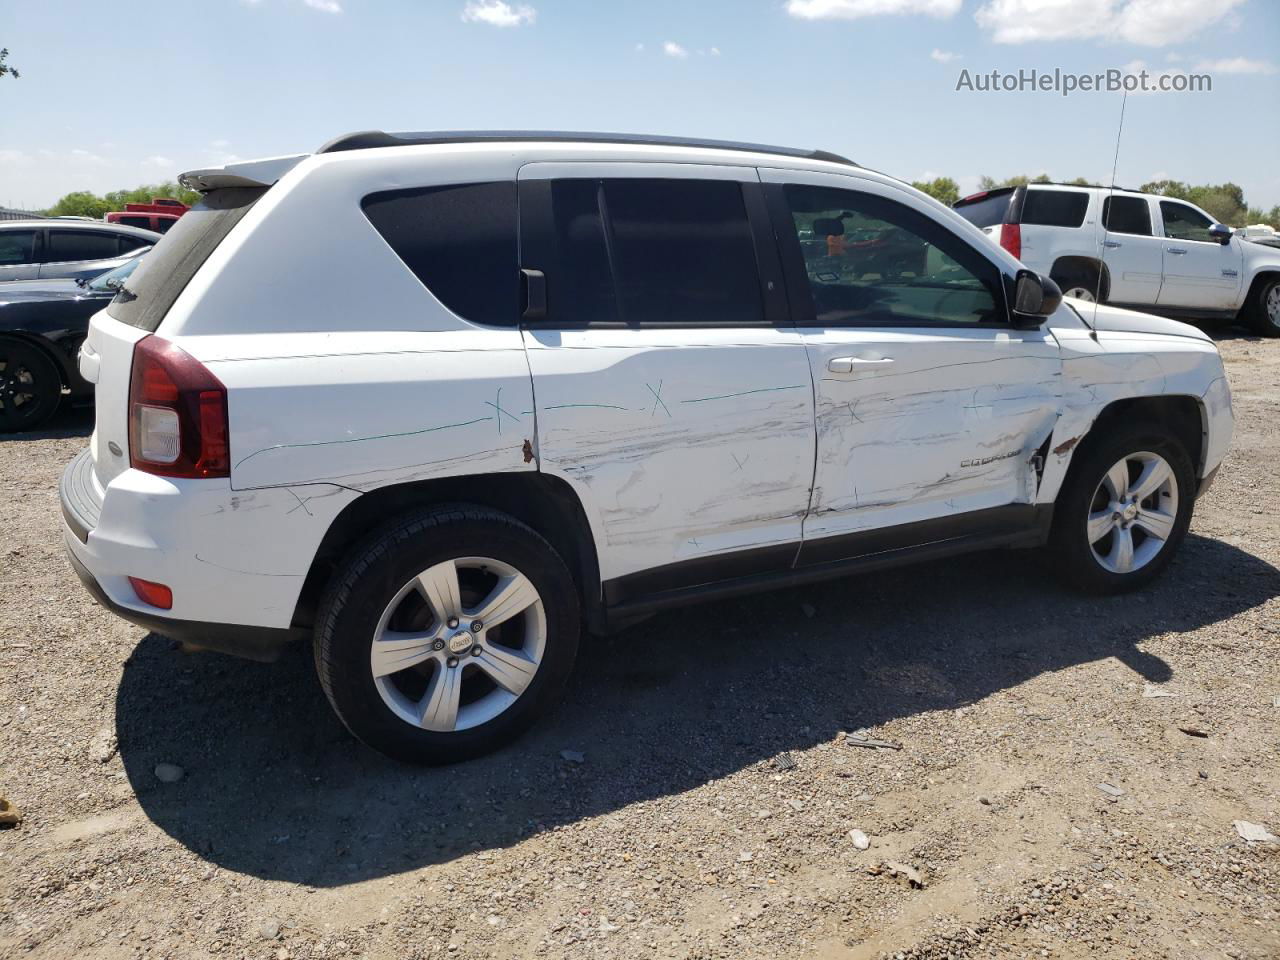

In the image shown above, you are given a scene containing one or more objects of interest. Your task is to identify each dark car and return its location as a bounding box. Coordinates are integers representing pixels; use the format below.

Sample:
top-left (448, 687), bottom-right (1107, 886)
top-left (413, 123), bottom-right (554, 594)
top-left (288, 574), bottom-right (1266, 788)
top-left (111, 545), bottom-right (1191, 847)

top-left (0, 252), bottom-right (144, 432)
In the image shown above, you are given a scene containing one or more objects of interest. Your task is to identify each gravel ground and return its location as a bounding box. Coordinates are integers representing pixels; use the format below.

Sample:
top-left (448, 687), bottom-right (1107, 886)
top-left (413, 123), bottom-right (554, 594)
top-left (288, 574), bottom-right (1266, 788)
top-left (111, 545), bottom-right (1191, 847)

top-left (1, 331), bottom-right (1277, 960)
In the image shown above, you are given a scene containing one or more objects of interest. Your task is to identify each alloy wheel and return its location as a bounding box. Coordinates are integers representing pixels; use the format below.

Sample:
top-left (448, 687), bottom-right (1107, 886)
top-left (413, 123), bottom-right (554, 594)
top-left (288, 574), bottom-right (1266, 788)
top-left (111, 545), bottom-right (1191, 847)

top-left (1063, 286), bottom-right (1095, 303)
top-left (1086, 451), bottom-right (1179, 575)
top-left (0, 353), bottom-right (47, 428)
top-left (1266, 283), bottom-right (1280, 330)
top-left (369, 556), bottom-right (546, 732)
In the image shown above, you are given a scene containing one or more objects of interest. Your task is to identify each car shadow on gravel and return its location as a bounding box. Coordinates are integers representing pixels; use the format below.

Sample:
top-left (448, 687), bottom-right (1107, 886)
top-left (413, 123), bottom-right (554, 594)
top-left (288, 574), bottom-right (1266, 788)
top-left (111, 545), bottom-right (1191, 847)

top-left (115, 532), bottom-right (1279, 886)
top-left (4, 405), bottom-right (93, 442)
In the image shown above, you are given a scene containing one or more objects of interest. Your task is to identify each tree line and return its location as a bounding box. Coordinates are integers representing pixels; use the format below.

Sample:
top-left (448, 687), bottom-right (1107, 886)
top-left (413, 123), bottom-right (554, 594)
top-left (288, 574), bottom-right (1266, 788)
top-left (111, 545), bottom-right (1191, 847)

top-left (43, 182), bottom-right (204, 220)
top-left (911, 175), bottom-right (1280, 229)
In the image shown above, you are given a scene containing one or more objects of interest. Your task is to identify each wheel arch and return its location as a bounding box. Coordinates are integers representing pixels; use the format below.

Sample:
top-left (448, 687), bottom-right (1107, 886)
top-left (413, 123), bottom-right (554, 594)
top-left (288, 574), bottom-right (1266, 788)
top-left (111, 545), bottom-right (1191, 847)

top-left (292, 472), bottom-right (604, 635)
top-left (1049, 255), bottom-right (1111, 301)
top-left (1238, 268), bottom-right (1280, 319)
top-left (1073, 394), bottom-right (1207, 482)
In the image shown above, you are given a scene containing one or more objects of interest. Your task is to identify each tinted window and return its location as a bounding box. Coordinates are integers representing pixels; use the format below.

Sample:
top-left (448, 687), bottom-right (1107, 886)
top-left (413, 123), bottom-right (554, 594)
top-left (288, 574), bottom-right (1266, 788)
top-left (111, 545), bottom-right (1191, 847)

top-left (1021, 189), bottom-right (1089, 227)
top-left (1102, 196), bottom-right (1152, 236)
top-left (108, 186), bottom-right (267, 332)
top-left (46, 230), bottom-right (120, 262)
top-left (603, 179), bottom-right (761, 325)
top-left (362, 181), bottom-right (518, 326)
top-left (952, 189), bottom-right (1015, 228)
top-left (0, 229), bottom-right (37, 265)
top-left (1161, 201), bottom-right (1214, 242)
top-left (784, 184), bottom-right (1003, 326)
top-left (119, 216), bottom-right (152, 229)
top-left (117, 235), bottom-right (150, 255)
top-left (543, 180), bottom-right (619, 324)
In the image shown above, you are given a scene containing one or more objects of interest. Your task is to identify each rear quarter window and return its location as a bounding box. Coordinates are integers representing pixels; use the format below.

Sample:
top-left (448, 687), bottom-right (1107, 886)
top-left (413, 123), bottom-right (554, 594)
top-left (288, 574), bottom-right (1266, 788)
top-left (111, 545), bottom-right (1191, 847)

top-left (1021, 189), bottom-right (1089, 228)
top-left (953, 190), bottom-right (1016, 228)
top-left (108, 186), bottom-right (267, 332)
top-left (361, 181), bottom-right (519, 326)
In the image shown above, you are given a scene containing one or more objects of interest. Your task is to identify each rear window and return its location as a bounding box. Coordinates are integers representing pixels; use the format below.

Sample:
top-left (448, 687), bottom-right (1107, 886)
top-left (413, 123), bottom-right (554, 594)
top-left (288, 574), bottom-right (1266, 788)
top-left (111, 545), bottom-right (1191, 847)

top-left (1021, 189), bottom-right (1089, 228)
top-left (361, 181), bottom-right (519, 326)
top-left (108, 186), bottom-right (266, 332)
top-left (1102, 196), bottom-right (1152, 236)
top-left (952, 189), bottom-right (1015, 228)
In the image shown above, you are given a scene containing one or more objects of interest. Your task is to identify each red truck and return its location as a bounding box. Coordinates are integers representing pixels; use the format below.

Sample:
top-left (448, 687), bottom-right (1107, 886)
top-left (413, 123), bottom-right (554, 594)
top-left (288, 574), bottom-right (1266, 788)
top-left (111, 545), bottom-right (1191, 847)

top-left (105, 198), bottom-right (189, 234)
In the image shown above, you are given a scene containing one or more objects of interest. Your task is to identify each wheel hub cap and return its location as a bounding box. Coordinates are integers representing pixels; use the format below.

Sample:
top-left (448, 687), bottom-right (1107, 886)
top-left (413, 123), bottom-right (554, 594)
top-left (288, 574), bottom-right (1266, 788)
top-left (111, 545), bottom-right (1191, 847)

top-left (446, 630), bottom-right (474, 655)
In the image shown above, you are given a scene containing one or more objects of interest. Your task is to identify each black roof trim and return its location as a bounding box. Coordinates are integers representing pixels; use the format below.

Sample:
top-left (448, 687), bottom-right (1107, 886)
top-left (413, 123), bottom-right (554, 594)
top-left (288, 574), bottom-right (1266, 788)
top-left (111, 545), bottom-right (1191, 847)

top-left (316, 130), bottom-right (857, 167)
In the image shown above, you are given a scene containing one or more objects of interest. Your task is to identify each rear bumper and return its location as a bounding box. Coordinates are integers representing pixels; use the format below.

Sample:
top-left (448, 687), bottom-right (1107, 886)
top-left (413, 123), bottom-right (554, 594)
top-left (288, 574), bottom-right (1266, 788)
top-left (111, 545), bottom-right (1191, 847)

top-left (64, 544), bottom-right (299, 661)
top-left (58, 447), bottom-right (358, 661)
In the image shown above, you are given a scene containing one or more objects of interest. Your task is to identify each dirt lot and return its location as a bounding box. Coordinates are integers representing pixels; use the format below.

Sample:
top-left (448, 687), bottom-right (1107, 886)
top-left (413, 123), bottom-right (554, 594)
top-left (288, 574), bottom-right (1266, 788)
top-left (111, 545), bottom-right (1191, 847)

top-left (1, 331), bottom-right (1277, 960)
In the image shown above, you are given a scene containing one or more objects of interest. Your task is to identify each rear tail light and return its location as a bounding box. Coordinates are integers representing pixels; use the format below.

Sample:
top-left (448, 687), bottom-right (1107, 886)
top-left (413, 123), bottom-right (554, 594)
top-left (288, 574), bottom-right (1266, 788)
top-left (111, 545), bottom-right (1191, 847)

top-left (999, 223), bottom-right (1022, 260)
top-left (128, 577), bottom-right (173, 609)
top-left (128, 336), bottom-right (229, 478)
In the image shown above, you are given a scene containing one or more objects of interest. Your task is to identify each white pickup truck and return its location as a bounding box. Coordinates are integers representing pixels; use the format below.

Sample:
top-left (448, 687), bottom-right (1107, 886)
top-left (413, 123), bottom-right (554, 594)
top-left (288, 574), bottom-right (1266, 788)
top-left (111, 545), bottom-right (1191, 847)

top-left (955, 183), bottom-right (1280, 337)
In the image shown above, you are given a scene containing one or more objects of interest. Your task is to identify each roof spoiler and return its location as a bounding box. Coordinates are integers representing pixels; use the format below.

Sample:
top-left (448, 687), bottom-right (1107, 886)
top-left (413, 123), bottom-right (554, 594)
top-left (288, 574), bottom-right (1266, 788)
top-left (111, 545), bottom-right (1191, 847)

top-left (178, 153), bottom-right (307, 193)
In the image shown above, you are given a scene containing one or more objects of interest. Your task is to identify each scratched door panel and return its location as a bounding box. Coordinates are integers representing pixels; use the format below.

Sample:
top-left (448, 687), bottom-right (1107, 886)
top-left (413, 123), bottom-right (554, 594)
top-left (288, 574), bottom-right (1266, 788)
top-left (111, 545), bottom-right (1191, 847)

top-left (802, 327), bottom-right (1062, 540)
top-left (525, 327), bottom-right (815, 582)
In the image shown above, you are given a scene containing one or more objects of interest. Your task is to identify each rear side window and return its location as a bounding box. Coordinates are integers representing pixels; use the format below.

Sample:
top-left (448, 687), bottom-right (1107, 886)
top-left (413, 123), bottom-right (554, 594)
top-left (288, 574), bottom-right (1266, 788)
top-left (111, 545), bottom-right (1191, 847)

top-left (1102, 196), bottom-right (1152, 236)
top-left (952, 189), bottom-right (1015, 228)
top-left (108, 186), bottom-right (266, 332)
top-left (361, 182), bottom-right (518, 326)
top-left (45, 230), bottom-right (120, 262)
top-left (117, 235), bottom-right (150, 255)
top-left (0, 230), bottom-right (37, 264)
top-left (527, 178), bottom-right (763, 326)
top-left (1020, 189), bottom-right (1089, 228)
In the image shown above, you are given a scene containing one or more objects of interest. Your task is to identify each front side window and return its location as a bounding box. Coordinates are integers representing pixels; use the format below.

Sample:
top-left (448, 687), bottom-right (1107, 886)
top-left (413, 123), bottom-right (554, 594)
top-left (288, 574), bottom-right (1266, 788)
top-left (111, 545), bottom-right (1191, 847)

top-left (0, 230), bottom-right (37, 265)
top-left (783, 184), bottom-right (1003, 326)
top-left (1160, 201), bottom-right (1215, 242)
top-left (362, 181), bottom-right (519, 326)
top-left (1021, 189), bottom-right (1089, 228)
top-left (45, 230), bottom-right (121, 262)
top-left (1102, 196), bottom-right (1152, 236)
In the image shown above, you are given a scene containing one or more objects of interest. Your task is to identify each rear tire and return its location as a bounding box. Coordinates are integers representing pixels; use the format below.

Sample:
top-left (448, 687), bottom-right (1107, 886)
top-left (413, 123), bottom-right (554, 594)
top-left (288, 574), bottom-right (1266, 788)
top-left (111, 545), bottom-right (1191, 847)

top-left (1052, 264), bottom-right (1105, 304)
top-left (314, 504), bottom-right (580, 764)
top-left (0, 337), bottom-right (61, 433)
top-left (1050, 422), bottom-right (1195, 594)
top-left (1248, 276), bottom-right (1280, 338)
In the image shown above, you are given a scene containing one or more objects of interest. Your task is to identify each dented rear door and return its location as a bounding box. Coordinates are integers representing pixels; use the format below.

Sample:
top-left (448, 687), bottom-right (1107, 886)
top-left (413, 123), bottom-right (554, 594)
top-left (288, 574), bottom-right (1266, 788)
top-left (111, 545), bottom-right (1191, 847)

top-left (761, 169), bottom-right (1063, 561)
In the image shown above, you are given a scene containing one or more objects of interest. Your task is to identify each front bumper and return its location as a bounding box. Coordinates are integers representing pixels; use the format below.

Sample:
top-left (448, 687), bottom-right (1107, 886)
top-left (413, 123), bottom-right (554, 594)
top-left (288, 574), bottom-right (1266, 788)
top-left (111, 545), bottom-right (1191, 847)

top-left (59, 448), bottom-right (355, 661)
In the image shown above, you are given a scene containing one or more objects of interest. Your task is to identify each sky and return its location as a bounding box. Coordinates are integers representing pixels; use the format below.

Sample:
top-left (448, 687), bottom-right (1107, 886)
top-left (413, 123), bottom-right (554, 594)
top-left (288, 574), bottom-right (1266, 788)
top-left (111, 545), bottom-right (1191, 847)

top-left (1, 0), bottom-right (1278, 212)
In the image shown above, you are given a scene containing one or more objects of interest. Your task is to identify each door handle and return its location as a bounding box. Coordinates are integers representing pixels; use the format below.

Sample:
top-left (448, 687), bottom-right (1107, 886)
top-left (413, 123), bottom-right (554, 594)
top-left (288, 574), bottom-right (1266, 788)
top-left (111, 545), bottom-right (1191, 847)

top-left (1166, 247), bottom-right (1187, 255)
top-left (1103, 240), bottom-right (1122, 248)
top-left (828, 356), bottom-right (894, 373)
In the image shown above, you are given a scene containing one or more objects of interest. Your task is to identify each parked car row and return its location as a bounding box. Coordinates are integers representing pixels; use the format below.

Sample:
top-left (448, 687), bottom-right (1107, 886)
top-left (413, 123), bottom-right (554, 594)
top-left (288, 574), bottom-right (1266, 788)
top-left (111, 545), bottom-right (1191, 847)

top-left (54, 131), bottom-right (1234, 763)
top-left (952, 183), bottom-right (1280, 337)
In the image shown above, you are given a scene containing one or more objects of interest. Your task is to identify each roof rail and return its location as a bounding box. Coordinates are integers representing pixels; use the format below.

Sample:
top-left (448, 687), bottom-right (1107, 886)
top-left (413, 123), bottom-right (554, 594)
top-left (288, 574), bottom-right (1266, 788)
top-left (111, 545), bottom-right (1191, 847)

top-left (315, 130), bottom-right (857, 167)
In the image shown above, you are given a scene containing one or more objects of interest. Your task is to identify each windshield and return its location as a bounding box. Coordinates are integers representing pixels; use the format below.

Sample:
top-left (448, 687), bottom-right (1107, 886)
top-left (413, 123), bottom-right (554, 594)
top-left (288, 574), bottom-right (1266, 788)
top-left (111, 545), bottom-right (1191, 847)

top-left (88, 256), bottom-right (143, 293)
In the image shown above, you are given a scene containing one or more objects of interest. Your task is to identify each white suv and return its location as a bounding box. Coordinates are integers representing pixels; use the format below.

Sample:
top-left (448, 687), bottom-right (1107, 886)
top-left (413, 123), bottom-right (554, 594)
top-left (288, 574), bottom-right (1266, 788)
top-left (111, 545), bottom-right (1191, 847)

top-left (60, 132), bottom-right (1234, 763)
top-left (954, 183), bottom-right (1280, 337)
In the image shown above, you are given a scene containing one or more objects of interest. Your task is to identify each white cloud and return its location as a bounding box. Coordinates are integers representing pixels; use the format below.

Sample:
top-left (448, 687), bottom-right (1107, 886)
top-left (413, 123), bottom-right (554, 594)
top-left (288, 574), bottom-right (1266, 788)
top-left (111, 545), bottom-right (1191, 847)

top-left (303, 0), bottom-right (342, 11)
top-left (974, 0), bottom-right (1247, 47)
top-left (710, 46), bottom-right (721, 56)
top-left (142, 156), bottom-right (173, 168)
top-left (461, 1), bottom-right (536, 27)
top-left (211, 139), bottom-right (231, 149)
top-left (786, 0), bottom-right (960, 19)
top-left (930, 48), bottom-right (959, 62)
top-left (662, 41), bottom-right (689, 58)
top-left (635, 42), bottom-right (645, 52)
top-left (70, 148), bottom-right (106, 164)
top-left (1195, 56), bottom-right (1276, 75)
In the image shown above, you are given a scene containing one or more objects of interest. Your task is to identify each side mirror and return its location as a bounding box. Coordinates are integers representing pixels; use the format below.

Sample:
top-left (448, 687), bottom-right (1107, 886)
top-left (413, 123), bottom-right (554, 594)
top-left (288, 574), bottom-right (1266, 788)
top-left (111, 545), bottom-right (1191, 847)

top-left (1208, 223), bottom-right (1233, 245)
top-left (1011, 269), bottom-right (1062, 327)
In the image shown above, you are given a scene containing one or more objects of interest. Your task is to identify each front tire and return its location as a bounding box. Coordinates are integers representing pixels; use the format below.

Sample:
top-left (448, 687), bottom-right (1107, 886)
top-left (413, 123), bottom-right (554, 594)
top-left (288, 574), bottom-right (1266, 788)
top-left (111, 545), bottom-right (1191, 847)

top-left (314, 505), bottom-right (580, 764)
top-left (1050, 423), bottom-right (1195, 593)
top-left (0, 337), bottom-right (61, 433)
top-left (1248, 276), bottom-right (1280, 338)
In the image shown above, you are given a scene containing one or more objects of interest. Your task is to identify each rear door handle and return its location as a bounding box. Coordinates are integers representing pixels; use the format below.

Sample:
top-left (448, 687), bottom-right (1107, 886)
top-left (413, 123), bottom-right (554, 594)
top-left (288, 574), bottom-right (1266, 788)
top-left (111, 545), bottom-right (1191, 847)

top-left (1103, 240), bottom-right (1122, 248)
top-left (828, 356), bottom-right (894, 373)
top-left (1166, 247), bottom-right (1187, 255)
